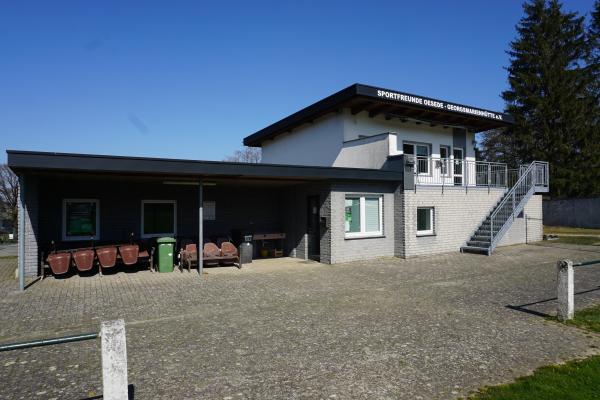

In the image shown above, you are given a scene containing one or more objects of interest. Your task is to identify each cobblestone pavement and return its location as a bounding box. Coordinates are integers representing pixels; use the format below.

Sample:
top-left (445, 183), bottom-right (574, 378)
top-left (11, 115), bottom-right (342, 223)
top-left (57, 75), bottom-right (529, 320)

top-left (1, 244), bottom-right (600, 399)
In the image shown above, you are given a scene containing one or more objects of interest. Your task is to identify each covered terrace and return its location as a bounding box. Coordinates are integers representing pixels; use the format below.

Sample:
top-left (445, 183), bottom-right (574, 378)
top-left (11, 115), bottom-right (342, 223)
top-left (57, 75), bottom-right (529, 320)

top-left (7, 150), bottom-right (403, 290)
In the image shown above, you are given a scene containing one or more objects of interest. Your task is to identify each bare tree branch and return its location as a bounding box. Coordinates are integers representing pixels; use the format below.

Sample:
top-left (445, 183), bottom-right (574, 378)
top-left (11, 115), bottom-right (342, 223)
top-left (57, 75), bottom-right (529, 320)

top-left (223, 147), bottom-right (262, 163)
top-left (0, 164), bottom-right (18, 233)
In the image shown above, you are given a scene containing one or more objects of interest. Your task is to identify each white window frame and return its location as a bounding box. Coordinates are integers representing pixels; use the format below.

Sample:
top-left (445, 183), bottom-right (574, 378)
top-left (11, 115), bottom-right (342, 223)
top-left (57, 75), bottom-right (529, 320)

top-left (403, 141), bottom-right (431, 175)
top-left (141, 200), bottom-right (177, 239)
top-left (416, 207), bottom-right (434, 236)
top-left (345, 195), bottom-right (383, 239)
top-left (62, 198), bottom-right (100, 241)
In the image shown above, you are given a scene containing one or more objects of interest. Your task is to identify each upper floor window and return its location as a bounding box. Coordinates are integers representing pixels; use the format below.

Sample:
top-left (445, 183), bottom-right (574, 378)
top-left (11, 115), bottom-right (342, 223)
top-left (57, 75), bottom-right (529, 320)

top-left (403, 142), bottom-right (430, 174)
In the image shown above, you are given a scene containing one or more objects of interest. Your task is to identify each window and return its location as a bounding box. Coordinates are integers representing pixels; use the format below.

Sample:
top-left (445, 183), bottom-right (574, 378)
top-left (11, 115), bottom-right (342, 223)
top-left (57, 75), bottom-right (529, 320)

top-left (63, 199), bottom-right (100, 241)
top-left (403, 142), bottom-right (430, 174)
top-left (141, 200), bottom-right (177, 238)
top-left (345, 195), bottom-right (383, 238)
top-left (439, 145), bottom-right (450, 175)
top-left (417, 207), bottom-right (434, 236)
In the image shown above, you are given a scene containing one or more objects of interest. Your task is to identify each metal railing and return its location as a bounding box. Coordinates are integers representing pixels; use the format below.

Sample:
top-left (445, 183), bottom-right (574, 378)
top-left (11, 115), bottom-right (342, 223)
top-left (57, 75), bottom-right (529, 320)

top-left (489, 161), bottom-right (549, 252)
top-left (406, 155), bottom-right (509, 188)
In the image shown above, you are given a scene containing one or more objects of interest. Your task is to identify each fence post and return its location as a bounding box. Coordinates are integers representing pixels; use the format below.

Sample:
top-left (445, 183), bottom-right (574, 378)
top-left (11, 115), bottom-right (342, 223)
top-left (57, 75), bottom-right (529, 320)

top-left (557, 260), bottom-right (574, 321)
top-left (101, 319), bottom-right (128, 400)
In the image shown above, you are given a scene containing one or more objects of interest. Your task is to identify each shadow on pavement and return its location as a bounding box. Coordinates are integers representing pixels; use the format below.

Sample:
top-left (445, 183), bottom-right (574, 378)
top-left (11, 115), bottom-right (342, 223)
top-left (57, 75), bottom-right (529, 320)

top-left (506, 286), bottom-right (600, 318)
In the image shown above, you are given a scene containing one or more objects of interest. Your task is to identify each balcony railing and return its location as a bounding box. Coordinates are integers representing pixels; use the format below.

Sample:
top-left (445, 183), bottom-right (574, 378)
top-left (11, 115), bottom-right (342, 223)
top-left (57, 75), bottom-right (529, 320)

top-left (405, 155), bottom-right (510, 188)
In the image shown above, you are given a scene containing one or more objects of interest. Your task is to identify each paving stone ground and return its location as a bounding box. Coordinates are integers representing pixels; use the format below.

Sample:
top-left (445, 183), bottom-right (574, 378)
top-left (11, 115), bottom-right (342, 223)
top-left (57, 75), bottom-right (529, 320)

top-left (1, 244), bottom-right (600, 399)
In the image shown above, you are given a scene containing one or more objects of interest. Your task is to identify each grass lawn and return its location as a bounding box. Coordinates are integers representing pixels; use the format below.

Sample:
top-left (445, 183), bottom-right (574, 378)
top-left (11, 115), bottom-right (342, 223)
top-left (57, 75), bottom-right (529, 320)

top-left (566, 304), bottom-right (600, 333)
top-left (466, 356), bottom-right (600, 399)
top-left (468, 305), bottom-right (600, 399)
top-left (552, 236), bottom-right (600, 246)
top-left (544, 226), bottom-right (600, 235)
top-left (0, 255), bottom-right (17, 260)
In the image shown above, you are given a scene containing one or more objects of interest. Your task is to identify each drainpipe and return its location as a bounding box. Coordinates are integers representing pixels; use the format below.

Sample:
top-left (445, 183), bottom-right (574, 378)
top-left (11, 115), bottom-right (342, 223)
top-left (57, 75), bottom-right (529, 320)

top-left (17, 175), bottom-right (25, 291)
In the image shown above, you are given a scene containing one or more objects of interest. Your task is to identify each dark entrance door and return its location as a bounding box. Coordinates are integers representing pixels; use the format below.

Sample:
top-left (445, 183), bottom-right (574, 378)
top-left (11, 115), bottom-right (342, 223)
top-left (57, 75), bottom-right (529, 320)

top-left (307, 195), bottom-right (320, 261)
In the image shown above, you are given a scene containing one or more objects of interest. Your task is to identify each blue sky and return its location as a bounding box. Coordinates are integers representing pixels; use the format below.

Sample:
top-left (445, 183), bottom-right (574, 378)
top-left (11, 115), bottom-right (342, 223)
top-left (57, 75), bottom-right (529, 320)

top-left (0, 0), bottom-right (594, 163)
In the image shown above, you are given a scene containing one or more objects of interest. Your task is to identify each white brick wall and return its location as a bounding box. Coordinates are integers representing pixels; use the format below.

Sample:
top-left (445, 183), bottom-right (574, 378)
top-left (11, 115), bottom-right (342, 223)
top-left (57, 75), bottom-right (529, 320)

top-left (498, 195), bottom-right (543, 246)
top-left (404, 187), bottom-right (505, 257)
top-left (403, 187), bottom-right (542, 257)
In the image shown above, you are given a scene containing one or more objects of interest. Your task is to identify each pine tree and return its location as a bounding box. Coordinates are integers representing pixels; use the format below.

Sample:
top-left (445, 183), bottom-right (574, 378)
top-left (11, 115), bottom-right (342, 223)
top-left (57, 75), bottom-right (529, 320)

top-left (501, 0), bottom-right (594, 198)
top-left (588, 1), bottom-right (600, 100)
top-left (582, 0), bottom-right (600, 196)
top-left (477, 129), bottom-right (521, 167)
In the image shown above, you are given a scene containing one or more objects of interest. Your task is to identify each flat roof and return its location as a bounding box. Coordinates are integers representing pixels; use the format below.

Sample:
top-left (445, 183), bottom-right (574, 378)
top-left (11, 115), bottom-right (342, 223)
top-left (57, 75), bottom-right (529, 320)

top-left (244, 83), bottom-right (513, 146)
top-left (7, 150), bottom-right (403, 182)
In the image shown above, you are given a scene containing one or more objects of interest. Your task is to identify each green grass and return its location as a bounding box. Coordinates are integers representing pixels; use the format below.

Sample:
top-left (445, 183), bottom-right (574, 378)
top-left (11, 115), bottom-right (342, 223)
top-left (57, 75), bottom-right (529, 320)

top-left (466, 356), bottom-right (600, 399)
top-left (552, 236), bottom-right (600, 246)
top-left (566, 304), bottom-right (600, 333)
top-left (468, 305), bottom-right (600, 399)
top-left (544, 226), bottom-right (600, 235)
top-left (0, 255), bottom-right (17, 260)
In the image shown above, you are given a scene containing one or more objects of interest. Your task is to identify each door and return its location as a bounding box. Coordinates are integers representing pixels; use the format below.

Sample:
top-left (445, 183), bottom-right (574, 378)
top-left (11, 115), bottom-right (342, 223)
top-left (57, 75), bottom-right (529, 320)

top-left (307, 196), bottom-right (320, 261)
top-left (453, 148), bottom-right (464, 186)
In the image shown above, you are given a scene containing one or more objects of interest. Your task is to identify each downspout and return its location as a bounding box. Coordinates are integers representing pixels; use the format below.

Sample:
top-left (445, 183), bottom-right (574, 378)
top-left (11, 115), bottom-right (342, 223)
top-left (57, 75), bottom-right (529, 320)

top-left (17, 174), bottom-right (25, 291)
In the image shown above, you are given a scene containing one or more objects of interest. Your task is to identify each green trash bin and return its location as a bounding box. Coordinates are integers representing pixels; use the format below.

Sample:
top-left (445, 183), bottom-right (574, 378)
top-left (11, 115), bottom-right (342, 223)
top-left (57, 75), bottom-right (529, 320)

top-left (156, 237), bottom-right (176, 273)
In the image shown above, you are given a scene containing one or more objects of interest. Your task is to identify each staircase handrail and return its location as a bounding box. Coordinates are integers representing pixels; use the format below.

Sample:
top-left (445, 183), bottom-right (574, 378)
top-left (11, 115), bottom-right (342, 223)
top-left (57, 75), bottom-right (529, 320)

top-left (489, 161), bottom-right (546, 245)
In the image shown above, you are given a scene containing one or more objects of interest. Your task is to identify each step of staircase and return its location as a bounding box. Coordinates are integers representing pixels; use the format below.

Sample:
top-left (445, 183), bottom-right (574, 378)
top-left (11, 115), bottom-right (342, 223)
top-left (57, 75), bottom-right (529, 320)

top-left (461, 245), bottom-right (490, 255)
top-left (467, 240), bottom-right (491, 247)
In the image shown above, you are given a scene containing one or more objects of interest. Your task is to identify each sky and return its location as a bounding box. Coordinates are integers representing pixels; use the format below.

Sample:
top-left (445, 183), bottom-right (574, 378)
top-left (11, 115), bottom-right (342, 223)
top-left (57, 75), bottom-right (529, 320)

top-left (0, 0), bottom-right (595, 163)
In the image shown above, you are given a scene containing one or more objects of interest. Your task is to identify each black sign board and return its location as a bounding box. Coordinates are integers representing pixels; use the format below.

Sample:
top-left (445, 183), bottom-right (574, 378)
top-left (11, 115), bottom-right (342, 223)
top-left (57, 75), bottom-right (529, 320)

top-left (357, 85), bottom-right (512, 123)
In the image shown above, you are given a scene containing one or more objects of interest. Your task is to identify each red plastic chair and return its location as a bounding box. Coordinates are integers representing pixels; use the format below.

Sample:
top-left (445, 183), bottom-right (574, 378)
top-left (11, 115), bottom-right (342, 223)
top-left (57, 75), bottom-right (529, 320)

top-left (73, 249), bottom-right (95, 272)
top-left (118, 244), bottom-right (139, 266)
top-left (46, 252), bottom-right (71, 275)
top-left (96, 247), bottom-right (118, 270)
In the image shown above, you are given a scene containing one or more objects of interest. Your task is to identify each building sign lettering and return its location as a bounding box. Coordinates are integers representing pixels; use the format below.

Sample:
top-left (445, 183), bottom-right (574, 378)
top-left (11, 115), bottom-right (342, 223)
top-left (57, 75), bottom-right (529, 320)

top-left (376, 89), bottom-right (504, 121)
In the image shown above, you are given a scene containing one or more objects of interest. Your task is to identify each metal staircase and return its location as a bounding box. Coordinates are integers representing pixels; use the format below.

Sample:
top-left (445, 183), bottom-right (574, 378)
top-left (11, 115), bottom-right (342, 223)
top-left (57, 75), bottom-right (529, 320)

top-left (461, 161), bottom-right (549, 255)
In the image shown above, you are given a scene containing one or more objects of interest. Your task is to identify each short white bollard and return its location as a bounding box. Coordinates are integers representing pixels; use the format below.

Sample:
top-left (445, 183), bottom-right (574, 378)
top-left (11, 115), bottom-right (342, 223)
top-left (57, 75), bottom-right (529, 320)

top-left (101, 319), bottom-right (128, 400)
top-left (557, 259), bottom-right (574, 321)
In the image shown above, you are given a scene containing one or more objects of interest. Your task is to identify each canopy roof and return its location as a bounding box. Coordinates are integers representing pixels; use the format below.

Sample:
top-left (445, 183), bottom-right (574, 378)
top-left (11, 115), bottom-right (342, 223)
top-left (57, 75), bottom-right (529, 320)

top-left (7, 150), bottom-right (403, 182)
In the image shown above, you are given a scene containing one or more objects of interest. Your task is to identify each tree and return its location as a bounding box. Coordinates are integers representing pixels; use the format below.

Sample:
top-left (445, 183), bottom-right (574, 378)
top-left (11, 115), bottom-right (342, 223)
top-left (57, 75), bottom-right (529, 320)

top-left (587, 0), bottom-right (600, 102)
top-left (477, 129), bottom-right (522, 167)
top-left (0, 164), bottom-right (19, 234)
top-left (223, 147), bottom-right (262, 163)
top-left (499, 0), bottom-right (597, 198)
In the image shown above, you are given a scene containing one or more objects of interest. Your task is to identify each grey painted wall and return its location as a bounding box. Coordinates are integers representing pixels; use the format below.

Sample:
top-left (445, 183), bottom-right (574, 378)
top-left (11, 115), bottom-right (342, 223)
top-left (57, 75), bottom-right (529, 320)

top-left (543, 198), bottom-right (600, 228)
top-left (329, 182), bottom-right (398, 264)
top-left (281, 183), bottom-right (331, 262)
top-left (333, 134), bottom-right (391, 169)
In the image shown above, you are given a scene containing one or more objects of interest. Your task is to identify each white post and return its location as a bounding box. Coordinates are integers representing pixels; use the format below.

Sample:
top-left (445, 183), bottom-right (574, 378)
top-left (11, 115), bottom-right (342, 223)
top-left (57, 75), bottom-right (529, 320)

top-left (557, 260), bottom-right (574, 321)
top-left (101, 319), bottom-right (128, 400)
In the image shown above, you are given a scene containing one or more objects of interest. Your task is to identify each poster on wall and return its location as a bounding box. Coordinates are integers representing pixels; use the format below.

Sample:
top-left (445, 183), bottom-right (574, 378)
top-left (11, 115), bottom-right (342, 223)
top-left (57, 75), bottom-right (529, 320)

top-left (203, 201), bottom-right (216, 220)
